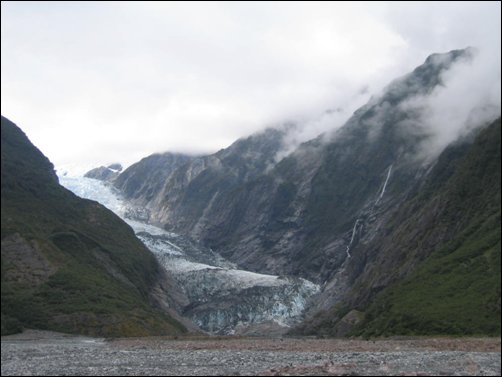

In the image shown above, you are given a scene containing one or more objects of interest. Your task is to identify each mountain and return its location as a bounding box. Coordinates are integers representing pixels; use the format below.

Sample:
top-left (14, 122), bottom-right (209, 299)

top-left (113, 127), bottom-right (288, 236)
top-left (113, 48), bottom-right (500, 336)
top-left (116, 49), bottom-right (475, 281)
top-left (297, 117), bottom-right (501, 337)
top-left (114, 153), bottom-right (193, 204)
top-left (84, 163), bottom-right (122, 182)
top-left (352, 119), bottom-right (500, 337)
top-left (1, 116), bottom-right (187, 337)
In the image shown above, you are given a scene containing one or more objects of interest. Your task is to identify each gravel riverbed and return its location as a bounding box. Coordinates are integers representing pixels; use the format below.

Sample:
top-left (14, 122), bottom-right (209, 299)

top-left (2, 330), bottom-right (500, 376)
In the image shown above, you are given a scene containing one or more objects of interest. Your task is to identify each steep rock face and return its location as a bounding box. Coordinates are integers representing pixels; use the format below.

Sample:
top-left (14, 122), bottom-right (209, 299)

top-left (298, 118), bottom-right (501, 336)
top-left (1, 116), bottom-right (187, 336)
top-left (114, 152), bottom-right (193, 208)
top-left (354, 120), bottom-right (501, 336)
top-left (116, 127), bottom-right (288, 236)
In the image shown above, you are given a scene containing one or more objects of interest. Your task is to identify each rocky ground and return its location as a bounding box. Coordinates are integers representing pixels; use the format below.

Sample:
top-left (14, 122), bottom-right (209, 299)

top-left (1, 330), bottom-right (500, 376)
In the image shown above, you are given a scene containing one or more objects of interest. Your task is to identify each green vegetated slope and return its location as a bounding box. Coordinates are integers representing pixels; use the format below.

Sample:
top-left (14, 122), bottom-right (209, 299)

top-left (354, 119), bottom-right (501, 337)
top-left (1, 116), bottom-right (186, 336)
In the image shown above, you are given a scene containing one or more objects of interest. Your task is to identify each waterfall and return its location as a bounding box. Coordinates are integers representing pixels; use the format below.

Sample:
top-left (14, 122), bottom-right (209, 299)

top-left (375, 164), bottom-right (393, 205)
top-left (345, 164), bottom-right (393, 259)
top-left (345, 218), bottom-right (360, 258)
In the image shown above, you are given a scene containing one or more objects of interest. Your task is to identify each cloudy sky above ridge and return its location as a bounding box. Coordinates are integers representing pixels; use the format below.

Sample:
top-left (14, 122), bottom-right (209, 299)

top-left (1, 1), bottom-right (500, 170)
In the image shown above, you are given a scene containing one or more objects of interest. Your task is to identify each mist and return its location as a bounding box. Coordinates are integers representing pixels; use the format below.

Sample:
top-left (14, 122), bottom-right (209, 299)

top-left (398, 47), bottom-right (501, 161)
top-left (1, 2), bottom-right (500, 169)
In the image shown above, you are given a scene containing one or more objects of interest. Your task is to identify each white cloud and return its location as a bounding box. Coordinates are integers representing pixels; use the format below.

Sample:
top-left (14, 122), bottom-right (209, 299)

top-left (395, 47), bottom-right (501, 161)
top-left (1, 2), bottom-right (500, 168)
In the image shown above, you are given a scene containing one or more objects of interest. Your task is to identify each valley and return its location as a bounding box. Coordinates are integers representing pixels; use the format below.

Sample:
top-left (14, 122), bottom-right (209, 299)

top-left (2, 3), bottom-right (501, 376)
top-left (2, 47), bottom-right (500, 350)
top-left (33, 48), bottom-right (501, 339)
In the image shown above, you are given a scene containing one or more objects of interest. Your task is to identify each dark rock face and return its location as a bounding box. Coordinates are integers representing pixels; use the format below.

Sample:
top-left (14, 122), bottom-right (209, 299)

top-left (84, 166), bottom-right (119, 182)
top-left (1, 116), bottom-right (187, 337)
top-left (112, 48), bottom-right (500, 336)
top-left (114, 127), bottom-right (288, 232)
top-left (297, 118), bottom-right (501, 337)
top-left (114, 152), bottom-right (193, 205)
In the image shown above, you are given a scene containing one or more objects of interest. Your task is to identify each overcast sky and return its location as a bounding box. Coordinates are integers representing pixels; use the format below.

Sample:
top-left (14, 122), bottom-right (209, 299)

top-left (1, 1), bottom-right (500, 170)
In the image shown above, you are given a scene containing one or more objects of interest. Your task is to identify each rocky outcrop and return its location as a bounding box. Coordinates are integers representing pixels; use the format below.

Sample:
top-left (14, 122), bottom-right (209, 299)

top-left (84, 163), bottom-right (122, 182)
top-left (84, 166), bottom-right (119, 182)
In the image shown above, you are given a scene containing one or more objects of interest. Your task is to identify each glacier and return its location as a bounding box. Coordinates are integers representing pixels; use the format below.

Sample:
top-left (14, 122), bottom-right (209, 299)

top-left (59, 173), bottom-right (320, 334)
